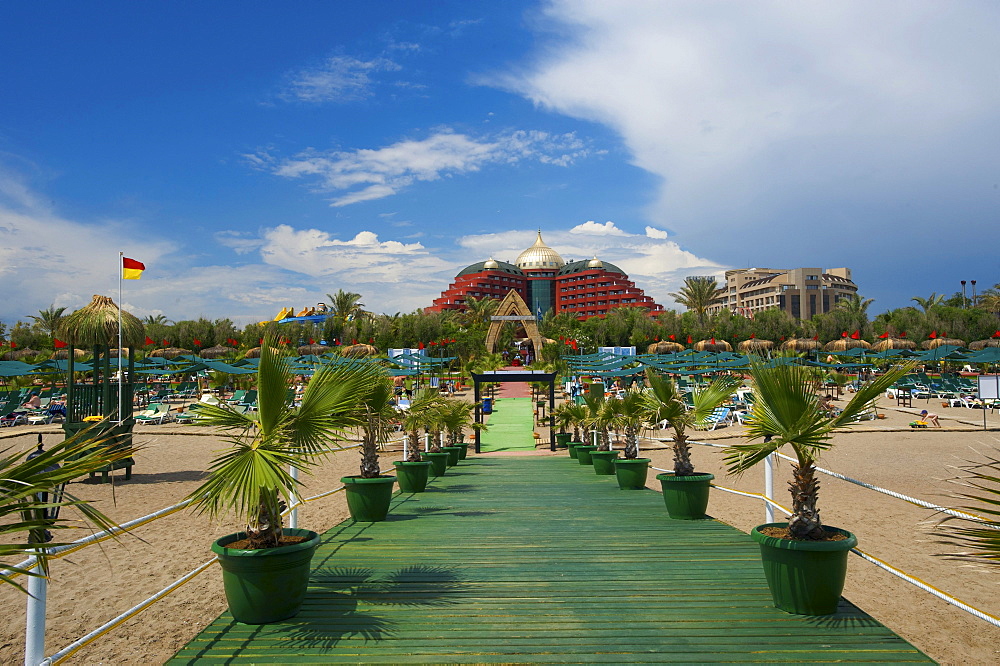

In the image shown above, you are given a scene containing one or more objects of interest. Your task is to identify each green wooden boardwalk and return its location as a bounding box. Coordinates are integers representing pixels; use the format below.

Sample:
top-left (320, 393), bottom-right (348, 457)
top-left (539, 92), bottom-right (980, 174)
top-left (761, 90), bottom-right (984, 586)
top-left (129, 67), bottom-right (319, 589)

top-left (479, 397), bottom-right (536, 452)
top-left (172, 457), bottom-right (930, 663)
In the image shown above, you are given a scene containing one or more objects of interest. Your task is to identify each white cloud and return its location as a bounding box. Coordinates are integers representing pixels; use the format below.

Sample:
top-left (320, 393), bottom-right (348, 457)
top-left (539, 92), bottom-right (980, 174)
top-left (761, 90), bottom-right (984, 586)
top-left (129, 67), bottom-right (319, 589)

top-left (280, 55), bottom-right (401, 103)
top-left (493, 0), bottom-right (1000, 289)
top-left (645, 226), bottom-right (668, 239)
top-left (259, 129), bottom-right (592, 206)
top-left (570, 220), bottom-right (626, 236)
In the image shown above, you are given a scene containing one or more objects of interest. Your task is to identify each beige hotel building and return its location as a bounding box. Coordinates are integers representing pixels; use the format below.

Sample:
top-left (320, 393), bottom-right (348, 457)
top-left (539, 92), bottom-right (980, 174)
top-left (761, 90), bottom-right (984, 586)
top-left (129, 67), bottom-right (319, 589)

top-left (707, 267), bottom-right (859, 320)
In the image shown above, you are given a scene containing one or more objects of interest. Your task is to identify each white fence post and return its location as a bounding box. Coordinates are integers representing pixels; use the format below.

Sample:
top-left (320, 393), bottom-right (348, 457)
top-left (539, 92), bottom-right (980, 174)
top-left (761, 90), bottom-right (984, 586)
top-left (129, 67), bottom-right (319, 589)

top-left (764, 453), bottom-right (775, 523)
top-left (289, 466), bottom-right (299, 529)
top-left (24, 552), bottom-right (46, 666)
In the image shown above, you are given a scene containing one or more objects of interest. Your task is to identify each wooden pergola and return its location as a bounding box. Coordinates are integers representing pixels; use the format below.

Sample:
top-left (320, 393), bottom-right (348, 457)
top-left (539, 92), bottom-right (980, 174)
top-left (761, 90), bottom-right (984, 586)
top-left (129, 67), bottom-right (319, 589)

top-left (470, 370), bottom-right (557, 453)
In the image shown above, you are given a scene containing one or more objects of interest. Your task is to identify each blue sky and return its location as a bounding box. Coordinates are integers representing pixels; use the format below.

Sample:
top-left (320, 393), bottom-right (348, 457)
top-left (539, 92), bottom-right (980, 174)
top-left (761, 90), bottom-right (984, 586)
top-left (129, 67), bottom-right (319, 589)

top-left (1, 1), bottom-right (997, 326)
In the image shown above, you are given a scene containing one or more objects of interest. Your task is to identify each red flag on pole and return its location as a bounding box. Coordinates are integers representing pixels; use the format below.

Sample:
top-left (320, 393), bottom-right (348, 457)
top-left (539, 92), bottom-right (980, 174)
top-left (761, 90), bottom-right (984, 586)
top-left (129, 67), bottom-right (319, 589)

top-left (841, 331), bottom-right (848, 338)
top-left (929, 330), bottom-right (938, 339)
top-left (993, 330), bottom-right (1000, 338)
top-left (851, 330), bottom-right (860, 340)
top-left (668, 334), bottom-right (675, 341)
top-left (686, 335), bottom-right (692, 344)
top-left (750, 333), bottom-right (756, 339)
top-left (193, 338), bottom-right (202, 347)
top-left (309, 338), bottom-right (315, 345)
top-left (878, 331), bottom-right (889, 338)
top-left (418, 342), bottom-right (425, 350)
top-left (711, 337), bottom-right (716, 344)
top-left (54, 338), bottom-right (67, 349)
top-left (813, 335), bottom-right (819, 341)
top-left (10, 342), bottom-right (16, 349)
top-left (900, 331), bottom-right (907, 338)
top-left (162, 339), bottom-right (168, 346)
top-left (145, 336), bottom-right (154, 346)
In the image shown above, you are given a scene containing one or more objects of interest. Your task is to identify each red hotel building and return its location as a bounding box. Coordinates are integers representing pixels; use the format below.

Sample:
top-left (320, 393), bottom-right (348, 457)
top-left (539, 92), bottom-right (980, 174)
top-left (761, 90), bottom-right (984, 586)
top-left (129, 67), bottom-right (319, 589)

top-left (426, 231), bottom-right (663, 320)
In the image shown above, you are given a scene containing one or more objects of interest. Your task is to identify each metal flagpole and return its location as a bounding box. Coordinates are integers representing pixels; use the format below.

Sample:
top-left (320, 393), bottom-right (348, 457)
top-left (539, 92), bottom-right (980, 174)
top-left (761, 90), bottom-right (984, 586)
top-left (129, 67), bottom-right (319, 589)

top-left (118, 252), bottom-right (124, 424)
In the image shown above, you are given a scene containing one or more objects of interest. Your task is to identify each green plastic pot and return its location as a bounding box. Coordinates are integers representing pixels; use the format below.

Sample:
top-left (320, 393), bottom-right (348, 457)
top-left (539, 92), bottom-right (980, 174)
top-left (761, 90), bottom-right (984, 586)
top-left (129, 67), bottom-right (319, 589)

top-left (212, 528), bottom-right (320, 624)
top-left (656, 472), bottom-right (714, 519)
top-left (567, 442), bottom-right (582, 459)
top-left (751, 522), bottom-right (858, 615)
top-left (590, 450), bottom-right (620, 475)
top-left (455, 443), bottom-right (469, 460)
top-left (441, 446), bottom-right (462, 466)
top-left (555, 433), bottom-right (572, 449)
top-left (421, 451), bottom-right (450, 476)
top-left (341, 475), bottom-right (396, 521)
top-left (393, 461), bottom-right (432, 493)
top-left (575, 444), bottom-right (598, 465)
top-left (614, 458), bottom-right (651, 489)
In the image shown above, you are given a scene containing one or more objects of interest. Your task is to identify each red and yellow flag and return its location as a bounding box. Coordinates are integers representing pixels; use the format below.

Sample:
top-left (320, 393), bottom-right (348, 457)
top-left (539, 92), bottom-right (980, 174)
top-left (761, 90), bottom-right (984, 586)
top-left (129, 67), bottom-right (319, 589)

top-left (122, 257), bottom-right (145, 280)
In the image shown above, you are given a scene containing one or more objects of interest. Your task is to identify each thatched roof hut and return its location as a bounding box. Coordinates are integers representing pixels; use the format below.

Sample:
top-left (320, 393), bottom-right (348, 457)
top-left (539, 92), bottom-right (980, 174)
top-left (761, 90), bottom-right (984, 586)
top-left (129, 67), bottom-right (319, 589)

top-left (737, 339), bottom-right (774, 353)
top-left (150, 347), bottom-right (193, 359)
top-left (871, 337), bottom-right (917, 352)
top-left (780, 338), bottom-right (821, 352)
top-left (58, 294), bottom-right (145, 347)
top-left (969, 338), bottom-right (1000, 351)
top-left (200, 344), bottom-right (237, 359)
top-left (341, 343), bottom-right (378, 358)
top-left (297, 343), bottom-right (331, 356)
top-left (922, 337), bottom-right (966, 350)
top-left (647, 341), bottom-right (685, 354)
top-left (693, 339), bottom-right (733, 352)
top-left (823, 338), bottom-right (872, 352)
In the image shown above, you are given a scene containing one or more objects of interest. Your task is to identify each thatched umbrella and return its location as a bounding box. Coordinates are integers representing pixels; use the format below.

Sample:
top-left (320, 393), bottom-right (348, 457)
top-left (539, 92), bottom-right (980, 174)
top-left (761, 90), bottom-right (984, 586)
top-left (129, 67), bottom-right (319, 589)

top-left (243, 346), bottom-right (282, 359)
top-left (150, 347), bottom-right (193, 359)
top-left (871, 337), bottom-right (917, 352)
top-left (2, 348), bottom-right (40, 361)
top-left (647, 341), bottom-right (685, 354)
top-left (52, 348), bottom-right (88, 360)
top-left (107, 347), bottom-right (132, 358)
top-left (737, 339), bottom-right (774, 354)
top-left (922, 337), bottom-right (966, 350)
top-left (297, 343), bottom-right (331, 356)
top-left (780, 338), bottom-right (821, 352)
top-left (341, 343), bottom-right (378, 358)
top-left (201, 344), bottom-right (237, 359)
top-left (693, 339), bottom-right (733, 352)
top-left (969, 338), bottom-right (1000, 351)
top-left (823, 338), bottom-right (872, 351)
top-left (58, 295), bottom-right (145, 348)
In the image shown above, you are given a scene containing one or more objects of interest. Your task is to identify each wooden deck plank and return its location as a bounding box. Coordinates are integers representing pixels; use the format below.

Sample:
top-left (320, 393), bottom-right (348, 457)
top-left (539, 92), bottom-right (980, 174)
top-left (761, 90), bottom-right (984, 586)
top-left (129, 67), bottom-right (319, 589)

top-left (171, 456), bottom-right (931, 664)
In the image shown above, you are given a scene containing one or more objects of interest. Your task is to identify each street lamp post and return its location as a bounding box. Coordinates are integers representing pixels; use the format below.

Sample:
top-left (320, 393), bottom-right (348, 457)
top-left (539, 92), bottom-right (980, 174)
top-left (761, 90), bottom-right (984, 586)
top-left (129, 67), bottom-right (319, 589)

top-left (971, 280), bottom-right (978, 307)
top-left (961, 281), bottom-right (968, 308)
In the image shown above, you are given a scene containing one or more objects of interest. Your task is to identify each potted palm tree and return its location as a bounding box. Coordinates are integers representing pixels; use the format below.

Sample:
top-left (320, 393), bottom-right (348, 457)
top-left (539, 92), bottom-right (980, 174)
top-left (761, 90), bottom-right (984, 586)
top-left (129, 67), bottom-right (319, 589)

top-left (551, 403), bottom-right (574, 449)
top-left (576, 392), bottom-right (605, 465)
top-left (341, 372), bottom-right (398, 521)
top-left (724, 361), bottom-right (909, 615)
top-left (186, 337), bottom-right (382, 624)
top-left (645, 371), bottom-right (741, 518)
top-left (402, 390), bottom-right (449, 476)
top-left (589, 399), bottom-right (621, 475)
top-left (562, 402), bottom-right (588, 459)
top-left (606, 388), bottom-right (653, 489)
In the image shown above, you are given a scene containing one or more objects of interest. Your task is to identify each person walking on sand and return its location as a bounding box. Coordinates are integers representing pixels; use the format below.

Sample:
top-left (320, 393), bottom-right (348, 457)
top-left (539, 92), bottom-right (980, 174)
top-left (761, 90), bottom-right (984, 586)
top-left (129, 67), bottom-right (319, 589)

top-left (920, 409), bottom-right (940, 427)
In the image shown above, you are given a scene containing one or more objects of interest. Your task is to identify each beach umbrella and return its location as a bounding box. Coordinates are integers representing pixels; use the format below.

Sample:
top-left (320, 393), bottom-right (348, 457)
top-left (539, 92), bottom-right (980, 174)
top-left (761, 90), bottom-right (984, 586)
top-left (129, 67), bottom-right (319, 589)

top-left (969, 338), bottom-right (1000, 351)
top-left (106, 347), bottom-right (132, 357)
top-left (871, 337), bottom-right (917, 352)
top-left (200, 344), bottom-right (237, 359)
top-left (647, 341), bottom-right (685, 354)
top-left (693, 339), bottom-right (732, 352)
top-left (780, 338), bottom-right (821, 352)
top-left (58, 294), bottom-right (145, 347)
top-left (297, 343), bottom-right (331, 355)
top-left (737, 339), bottom-right (774, 353)
top-left (922, 337), bottom-right (966, 350)
top-left (823, 338), bottom-right (871, 351)
top-left (964, 347), bottom-right (1000, 364)
top-left (0, 360), bottom-right (40, 376)
top-left (149, 347), bottom-right (193, 359)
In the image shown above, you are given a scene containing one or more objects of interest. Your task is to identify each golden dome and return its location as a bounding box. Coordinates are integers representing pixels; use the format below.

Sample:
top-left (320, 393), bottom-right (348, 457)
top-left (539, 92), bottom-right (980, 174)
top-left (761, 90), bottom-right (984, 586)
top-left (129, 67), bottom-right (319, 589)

top-left (587, 256), bottom-right (603, 269)
top-left (514, 231), bottom-right (565, 270)
top-left (483, 257), bottom-right (499, 269)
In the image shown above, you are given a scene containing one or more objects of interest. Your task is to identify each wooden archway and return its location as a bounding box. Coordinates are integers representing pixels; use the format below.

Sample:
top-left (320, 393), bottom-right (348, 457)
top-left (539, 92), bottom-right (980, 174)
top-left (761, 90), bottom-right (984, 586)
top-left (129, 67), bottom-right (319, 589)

top-left (485, 289), bottom-right (544, 355)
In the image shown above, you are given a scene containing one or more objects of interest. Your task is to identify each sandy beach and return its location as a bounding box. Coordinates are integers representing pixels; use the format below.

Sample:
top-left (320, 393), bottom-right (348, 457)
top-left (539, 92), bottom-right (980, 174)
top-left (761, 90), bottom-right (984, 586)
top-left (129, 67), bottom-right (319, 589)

top-left (1, 397), bottom-right (999, 664)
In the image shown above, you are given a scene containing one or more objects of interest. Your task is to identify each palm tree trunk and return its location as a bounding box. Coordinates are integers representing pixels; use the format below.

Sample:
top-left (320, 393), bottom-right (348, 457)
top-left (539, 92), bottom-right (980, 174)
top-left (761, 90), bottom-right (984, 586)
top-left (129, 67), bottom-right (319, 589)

top-left (407, 429), bottom-right (422, 461)
top-left (672, 432), bottom-right (695, 476)
top-left (360, 430), bottom-right (380, 478)
top-left (788, 461), bottom-right (825, 539)
top-left (624, 427), bottom-right (638, 459)
top-left (247, 490), bottom-right (283, 549)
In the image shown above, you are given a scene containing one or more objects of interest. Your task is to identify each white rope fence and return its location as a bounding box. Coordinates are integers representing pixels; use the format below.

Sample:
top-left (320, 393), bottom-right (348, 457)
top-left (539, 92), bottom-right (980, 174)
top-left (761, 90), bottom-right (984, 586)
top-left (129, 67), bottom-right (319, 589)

top-left (646, 439), bottom-right (1000, 630)
top-left (14, 437), bottom-right (399, 666)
